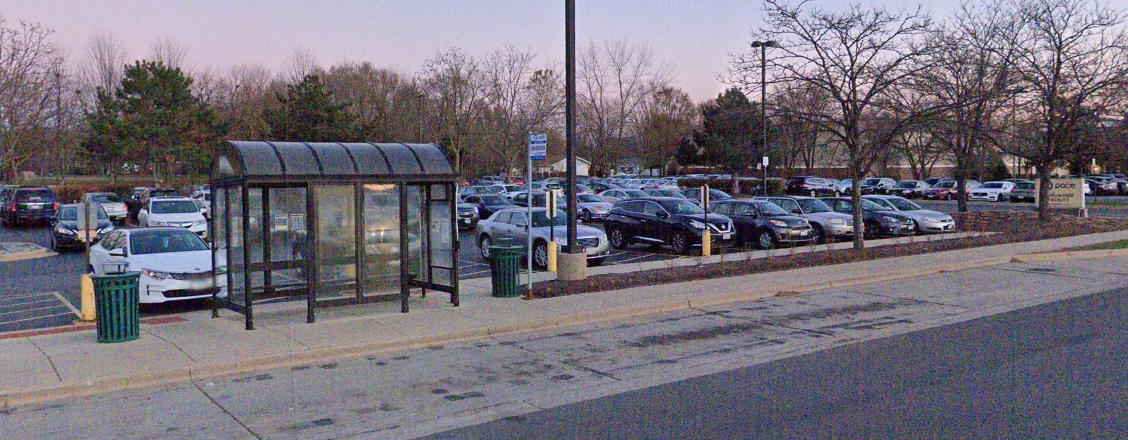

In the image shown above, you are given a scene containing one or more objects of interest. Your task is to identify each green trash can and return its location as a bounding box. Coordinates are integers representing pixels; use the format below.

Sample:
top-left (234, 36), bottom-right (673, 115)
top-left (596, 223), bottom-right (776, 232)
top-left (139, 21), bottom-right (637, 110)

top-left (91, 272), bottom-right (141, 343)
top-left (488, 239), bottom-right (523, 298)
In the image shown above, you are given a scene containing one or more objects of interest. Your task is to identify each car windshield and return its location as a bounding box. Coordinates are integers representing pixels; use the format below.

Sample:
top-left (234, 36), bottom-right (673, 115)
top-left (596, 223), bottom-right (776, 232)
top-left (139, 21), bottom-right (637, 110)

top-left (981, 182), bottom-right (1004, 189)
top-left (1016, 183), bottom-right (1035, 190)
top-left (150, 189), bottom-right (178, 197)
top-left (862, 178), bottom-right (882, 185)
top-left (577, 194), bottom-right (602, 203)
top-left (888, 198), bottom-right (922, 211)
top-left (625, 190), bottom-right (648, 198)
top-left (758, 202), bottom-right (789, 216)
top-left (933, 181), bottom-right (956, 189)
top-left (16, 190), bottom-right (53, 202)
top-left (894, 182), bottom-right (917, 188)
top-left (530, 210), bottom-right (567, 228)
top-left (481, 195), bottom-right (511, 205)
top-left (796, 198), bottom-right (832, 213)
top-left (58, 206), bottom-right (108, 221)
top-left (130, 230), bottom-right (209, 255)
top-left (91, 193), bottom-right (122, 203)
top-left (861, 200), bottom-right (887, 211)
top-left (771, 198), bottom-right (801, 213)
top-left (477, 186), bottom-right (504, 194)
top-left (152, 200), bottom-right (199, 214)
top-left (661, 200), bottom-right (705, 215)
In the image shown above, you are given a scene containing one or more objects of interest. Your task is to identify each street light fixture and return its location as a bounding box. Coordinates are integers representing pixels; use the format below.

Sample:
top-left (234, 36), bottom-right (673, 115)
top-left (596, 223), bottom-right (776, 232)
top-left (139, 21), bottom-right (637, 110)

top-left (750, 40), bottom-right (778, 195)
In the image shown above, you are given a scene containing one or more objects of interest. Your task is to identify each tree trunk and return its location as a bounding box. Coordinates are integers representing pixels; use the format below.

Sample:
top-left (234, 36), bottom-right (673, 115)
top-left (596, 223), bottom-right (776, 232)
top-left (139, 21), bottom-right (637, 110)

top-left (1036, 165), bottom-right (1052, 221)
top-left (851, 178), bottom-right (865, 251)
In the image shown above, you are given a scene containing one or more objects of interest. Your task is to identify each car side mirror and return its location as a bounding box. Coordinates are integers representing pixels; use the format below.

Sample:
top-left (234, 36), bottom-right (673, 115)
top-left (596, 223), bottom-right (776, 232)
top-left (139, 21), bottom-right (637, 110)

top-left (109, 249), bottom-right (125, 257)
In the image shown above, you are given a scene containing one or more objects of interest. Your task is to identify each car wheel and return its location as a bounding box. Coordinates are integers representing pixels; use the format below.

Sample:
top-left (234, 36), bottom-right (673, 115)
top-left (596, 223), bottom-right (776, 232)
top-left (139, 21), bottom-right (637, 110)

top-left (533, 241), bottom-right (549, 269)
top-left (670, 232), bottom-right (691, 255)
top-left (757, 229), bottom-right (777, 250)
top-left (582, 209), bottom-right (592, 223)
top-left (812, 224), bottom-right (826, 244)
top-left (834, 191), bottom-right (841, 197)
top-left (479, 235), bottom-right (492, 260)
top-left (589, 257), bottom-right (605, 267)
top-left (945, 193), bottom-right (953, 201)
top-left (810, 190), bottom-right (817, 197)
top-left (608, 227), bottom-right (629, 250)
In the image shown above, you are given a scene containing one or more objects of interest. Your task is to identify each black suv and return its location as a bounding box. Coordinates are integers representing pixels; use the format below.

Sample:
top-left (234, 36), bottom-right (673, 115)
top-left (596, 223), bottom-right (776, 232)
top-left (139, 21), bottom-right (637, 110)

top-left (822, 197), bottom-right (915, 239)
top-left (2, 187), bottom-right (57, 227)
top-left (604, 197), bottom-right (735, 255)
top-left (711, 200), bottom-right (814, 249)
top-left (786, 176), bottom-right (838, 197)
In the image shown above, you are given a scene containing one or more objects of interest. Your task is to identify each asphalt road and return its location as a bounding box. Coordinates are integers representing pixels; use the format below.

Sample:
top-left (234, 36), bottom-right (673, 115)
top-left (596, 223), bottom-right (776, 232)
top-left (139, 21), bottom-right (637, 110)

top-left (431, 285), bottom-right (1128, 439)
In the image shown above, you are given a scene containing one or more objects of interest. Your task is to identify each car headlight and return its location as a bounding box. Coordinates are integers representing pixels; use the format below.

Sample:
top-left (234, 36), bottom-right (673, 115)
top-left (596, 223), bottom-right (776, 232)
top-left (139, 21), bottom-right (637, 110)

top-left (881, 215), bottom-right (898, 222)
top-left (215, 266), bottom-right (228, 275)
top-left (769, 219), bottom-right (788, 228)
top-left (920, 217), bottom-right (936, 223)
top-left (56, 225), bottom-right (76, 235)
top-left (689, 220), bottom-right (706, 230)
top-left (828, 218), bottom-right (845, 225)
top-left (97, 225), bottom-right (114, 234)
top-left (150, 220), bottom-right (168, 226)
top-left (142, 268), bottom-right (172, 280)
top-left (599, 233), bottom-right (608, 243)
top-left (193, 219), bottom-right (206, 226)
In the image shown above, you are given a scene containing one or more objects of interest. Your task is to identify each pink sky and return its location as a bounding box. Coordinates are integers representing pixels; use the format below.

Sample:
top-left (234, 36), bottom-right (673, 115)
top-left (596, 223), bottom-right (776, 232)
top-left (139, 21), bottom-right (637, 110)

top-left (6, 0), bottom-right (958, 101)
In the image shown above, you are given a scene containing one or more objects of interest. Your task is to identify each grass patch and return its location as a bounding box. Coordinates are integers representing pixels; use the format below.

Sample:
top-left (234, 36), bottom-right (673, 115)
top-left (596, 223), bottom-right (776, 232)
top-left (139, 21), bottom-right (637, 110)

top-left (1065, 239), bottom-right (1128, 251)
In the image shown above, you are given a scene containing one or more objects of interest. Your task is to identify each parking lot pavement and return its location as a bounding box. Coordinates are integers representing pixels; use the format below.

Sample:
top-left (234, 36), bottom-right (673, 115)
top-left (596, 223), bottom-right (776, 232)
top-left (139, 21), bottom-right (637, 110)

top-left (0, 291), bottom-right (79, 333)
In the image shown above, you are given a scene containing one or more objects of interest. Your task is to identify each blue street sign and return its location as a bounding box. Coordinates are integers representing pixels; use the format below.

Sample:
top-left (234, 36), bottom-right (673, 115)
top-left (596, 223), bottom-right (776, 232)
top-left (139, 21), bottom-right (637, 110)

top-left (529, 133), bottom-right (547, 161)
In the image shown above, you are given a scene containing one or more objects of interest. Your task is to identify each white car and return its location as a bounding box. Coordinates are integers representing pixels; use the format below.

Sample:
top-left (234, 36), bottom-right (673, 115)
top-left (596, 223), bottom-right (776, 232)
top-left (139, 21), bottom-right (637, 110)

top-left (190, 190), bottom-right (211, 218)
top-left (89, 228), bottom-right (227, 304)
top-left (490, 184), bottom-right (524, 200)
top-left (82, 192), bottom-right (129, 225)
top-left (138, 197), bottom-right (208, 237)
top-left (969, 181), bottom-right (1016, 202)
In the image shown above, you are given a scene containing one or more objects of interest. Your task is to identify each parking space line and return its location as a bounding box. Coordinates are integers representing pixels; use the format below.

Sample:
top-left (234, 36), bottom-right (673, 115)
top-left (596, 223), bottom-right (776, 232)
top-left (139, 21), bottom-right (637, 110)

top-left (0, 297), bottom-right (59, 308)
top-left (0, 292), bottom-right (57, 300)
top-left (0, 312), bottom-right (76, 325)
top-left (51, 291), bottom-right (81, 318)
top-left (0, 304), bottom-right (71, 318)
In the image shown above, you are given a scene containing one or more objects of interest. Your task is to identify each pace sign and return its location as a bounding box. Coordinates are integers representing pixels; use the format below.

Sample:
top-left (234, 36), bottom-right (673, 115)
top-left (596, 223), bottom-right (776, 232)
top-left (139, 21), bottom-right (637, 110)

top-left (1035, 178), bottom-right (1086, 209)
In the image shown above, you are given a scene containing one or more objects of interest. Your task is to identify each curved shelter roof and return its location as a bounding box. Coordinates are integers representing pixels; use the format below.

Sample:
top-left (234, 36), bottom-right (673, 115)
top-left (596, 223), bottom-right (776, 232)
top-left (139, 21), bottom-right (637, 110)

top-left (213, 141), bottom-right (455, 180)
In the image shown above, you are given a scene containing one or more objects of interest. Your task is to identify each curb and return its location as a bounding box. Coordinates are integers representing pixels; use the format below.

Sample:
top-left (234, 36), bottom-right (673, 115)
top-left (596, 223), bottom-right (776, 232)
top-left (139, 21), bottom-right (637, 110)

top-left (0, 242), bottom-right (56, 263)
top-left (1011, 247), bottom-right (1128, 264)
top-left (1, 243), bottom-right (1124, 409)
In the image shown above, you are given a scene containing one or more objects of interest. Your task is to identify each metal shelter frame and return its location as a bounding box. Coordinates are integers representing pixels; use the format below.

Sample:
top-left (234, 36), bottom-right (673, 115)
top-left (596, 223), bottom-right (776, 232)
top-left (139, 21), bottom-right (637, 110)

top-left (210, 141), bottom-right (460, 330)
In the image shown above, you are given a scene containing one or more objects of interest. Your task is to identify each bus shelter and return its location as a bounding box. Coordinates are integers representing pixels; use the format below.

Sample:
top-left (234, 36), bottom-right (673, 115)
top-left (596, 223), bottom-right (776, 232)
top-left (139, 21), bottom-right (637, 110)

top-left (210, 141), bottom-right (459, 330)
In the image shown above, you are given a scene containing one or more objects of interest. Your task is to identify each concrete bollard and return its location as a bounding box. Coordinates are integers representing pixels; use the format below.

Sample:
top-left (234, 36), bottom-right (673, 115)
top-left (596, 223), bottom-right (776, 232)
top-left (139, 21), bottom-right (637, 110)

top-left (701, 230), bottom-right (711, 257)
top-left (80, 274), bottom-right (95, 322)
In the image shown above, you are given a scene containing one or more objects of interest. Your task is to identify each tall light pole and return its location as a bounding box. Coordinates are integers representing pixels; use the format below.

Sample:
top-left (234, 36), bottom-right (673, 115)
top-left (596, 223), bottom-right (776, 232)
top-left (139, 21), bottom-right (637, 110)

top-left (565, 0), bottom-right (578, 254)
top-left (751, 40), bottom-right (777, 195)
top-left (1009, 86), bottom-right (1025, 178)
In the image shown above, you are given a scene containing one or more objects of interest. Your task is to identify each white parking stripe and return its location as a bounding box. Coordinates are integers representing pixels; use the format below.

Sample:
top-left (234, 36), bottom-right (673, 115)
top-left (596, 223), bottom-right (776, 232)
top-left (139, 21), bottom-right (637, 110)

top-left (52, 291), bottom-right (81, 318)
top-left (0, 292), bottom-right (56, 300)
top-left (0, 312), bottom-right (75, 325)
top-left (0, 304), bottom-right (71, 318)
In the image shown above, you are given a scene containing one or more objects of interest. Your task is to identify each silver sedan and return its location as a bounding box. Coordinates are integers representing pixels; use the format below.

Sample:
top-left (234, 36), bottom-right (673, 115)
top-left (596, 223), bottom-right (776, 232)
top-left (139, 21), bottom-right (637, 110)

top-left (862, 195), bottom-right (956, 233)
top-left (475, 207), bottom-right (610, 269)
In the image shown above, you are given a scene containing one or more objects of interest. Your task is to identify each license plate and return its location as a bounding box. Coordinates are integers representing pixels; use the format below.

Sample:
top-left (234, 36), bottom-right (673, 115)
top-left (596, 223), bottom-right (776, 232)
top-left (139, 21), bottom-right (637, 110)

top-left (799, 231), bottom-right (808, 236)
top-left (461, 218), bottom-right (471, 224)
top-left (29, 203), bottom-right (43, 209)
top-left (77, 230), bottom-right (96, 242)
top-left (186, 279), bottom-right (214, 290)
top-left (722, 233), bottom-right (732, 240)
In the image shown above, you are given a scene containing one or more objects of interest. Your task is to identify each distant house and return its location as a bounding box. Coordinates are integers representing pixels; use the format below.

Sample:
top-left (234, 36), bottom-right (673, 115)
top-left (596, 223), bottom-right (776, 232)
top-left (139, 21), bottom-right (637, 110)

top-left (538, 156), bottom-right (590, 176)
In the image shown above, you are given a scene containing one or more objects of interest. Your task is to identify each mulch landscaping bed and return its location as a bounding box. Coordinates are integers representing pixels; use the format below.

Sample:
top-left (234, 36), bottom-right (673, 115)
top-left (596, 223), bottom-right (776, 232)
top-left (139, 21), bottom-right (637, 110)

top-left (524, 211), bottom-right (1128, 299)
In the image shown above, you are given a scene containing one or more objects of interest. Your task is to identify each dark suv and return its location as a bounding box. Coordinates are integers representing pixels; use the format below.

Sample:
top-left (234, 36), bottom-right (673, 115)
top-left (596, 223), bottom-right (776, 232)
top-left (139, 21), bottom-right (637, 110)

top-left (2, 187), bottom-right (58, 227)
top-left (711, 200), bottom-right (814, 249)
top-left (786, 176), bottom-right (838, 197)
top-left (604, 197), bottom-right (735, 255)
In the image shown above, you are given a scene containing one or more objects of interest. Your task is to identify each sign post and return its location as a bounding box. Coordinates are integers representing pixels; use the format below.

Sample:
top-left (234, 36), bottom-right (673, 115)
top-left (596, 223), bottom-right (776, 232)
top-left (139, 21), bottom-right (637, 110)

top-left (701, 185), bottom-right (711, 256)
top-left (546, 190), bottom-right (558, 272)
top-left (761, 156), bottom-right (770, 195)
top-left (527, 133), bottom-right (547, 297)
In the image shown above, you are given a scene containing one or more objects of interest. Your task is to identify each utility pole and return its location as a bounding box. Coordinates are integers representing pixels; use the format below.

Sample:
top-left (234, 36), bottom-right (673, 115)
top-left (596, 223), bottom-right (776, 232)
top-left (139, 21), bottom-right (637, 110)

top-left (751, 40), bottom-right (777, 195)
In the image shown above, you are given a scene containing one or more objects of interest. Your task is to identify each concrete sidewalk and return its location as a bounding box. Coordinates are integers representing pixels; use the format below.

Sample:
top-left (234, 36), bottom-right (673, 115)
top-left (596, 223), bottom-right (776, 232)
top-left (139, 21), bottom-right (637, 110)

top-left (3, 229), bottom-right (1128, 409)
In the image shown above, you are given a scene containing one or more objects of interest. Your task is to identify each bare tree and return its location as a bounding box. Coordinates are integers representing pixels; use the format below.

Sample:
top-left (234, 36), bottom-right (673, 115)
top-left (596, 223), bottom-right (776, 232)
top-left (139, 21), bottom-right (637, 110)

top-left (577, 40), bottom-right (674, 176)
top-left (285, 48), bottom-right (320, 83)
top-left (223, 63), bottom-right (276, 140)
top-left (1004, 0), bottom-right (1128, 219)
top-left (634, 85), bottom-right (696, 173)
top-left (771, 81), bottom-right (832, 170)
top-left (915, 0), bottom-right (1020, 212)
top-left (77, 32), bottom-right (127, 107)
top-left (149, 37), bottom-right (187, 70)
top-left (480, 46), bottom-right (563, 177)
top-left (0, 17), bottom-right (65, 179)
top-left (323, 62), bottom-right (421, 142)
top-left (420, 47), bottom-right (486, 174)
top-left (732, 0), bottom-right (935, 249)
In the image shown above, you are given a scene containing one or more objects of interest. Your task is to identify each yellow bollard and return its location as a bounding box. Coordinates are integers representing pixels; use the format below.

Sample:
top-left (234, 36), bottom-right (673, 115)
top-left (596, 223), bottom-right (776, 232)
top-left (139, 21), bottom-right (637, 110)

top-left (701, 230), bottom-right (711, 257)
top-left (547, 239), bottom-right (558, 272)
top-left (79, 274), bottom-right (96, 322)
